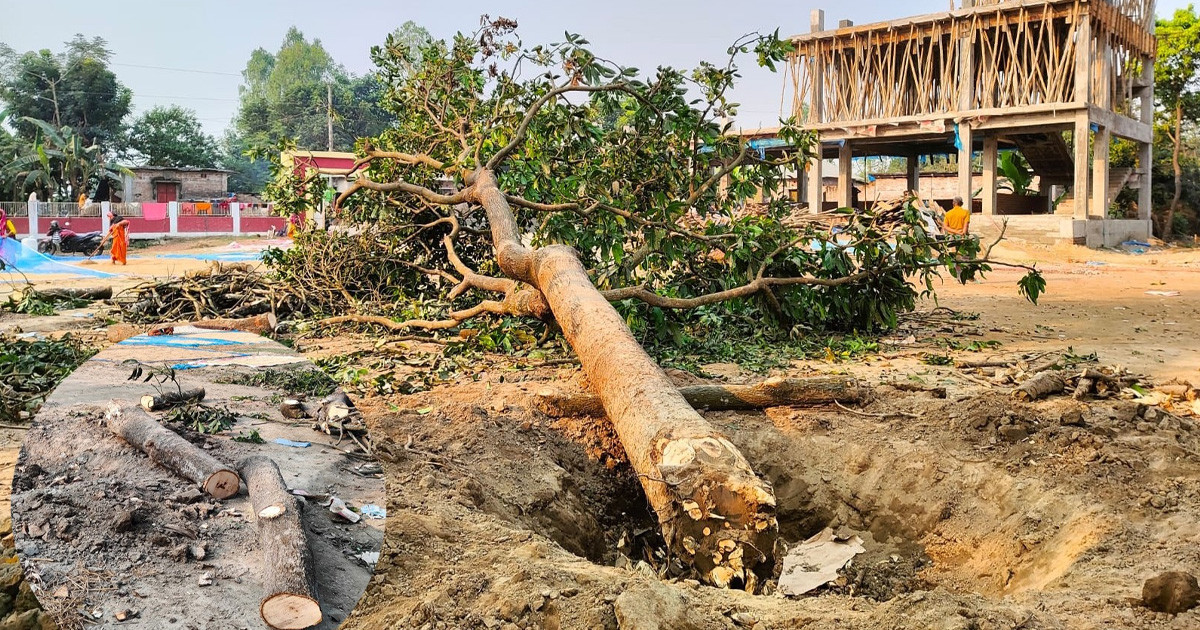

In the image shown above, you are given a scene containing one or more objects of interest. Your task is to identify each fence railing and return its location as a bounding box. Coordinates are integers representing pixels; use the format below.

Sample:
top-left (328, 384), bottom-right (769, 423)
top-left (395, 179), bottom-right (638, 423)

top-left (0, 201), bottom-right (27, 217)
top-left (33, 202), bottom-right (103, 217)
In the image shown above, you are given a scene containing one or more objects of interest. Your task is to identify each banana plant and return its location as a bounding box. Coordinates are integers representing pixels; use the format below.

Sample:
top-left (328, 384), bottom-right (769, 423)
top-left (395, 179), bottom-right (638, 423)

top-left (1, 117), bottom-right (130, 200)
top-left (996, 151), bottom-right (1036, 196)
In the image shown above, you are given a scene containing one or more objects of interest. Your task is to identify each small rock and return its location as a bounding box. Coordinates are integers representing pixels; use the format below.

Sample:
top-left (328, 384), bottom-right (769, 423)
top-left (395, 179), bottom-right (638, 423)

top-left (198, 572), bottom-right (214, 587)
top-left (115, 608), bottom-right (139, 622)
top-left (112, 510), bottom-right (135, 533)
top-left (1145, 408), bottom-right (1160, 421)
top-left (998, 425), bottom-right (1028, 443)
top-left (189, 543), bottom-right (207, 561)
top-left (730, 611), bottom-right (758, 627)
top-left (1143, 571), bottom-right (1200, 614)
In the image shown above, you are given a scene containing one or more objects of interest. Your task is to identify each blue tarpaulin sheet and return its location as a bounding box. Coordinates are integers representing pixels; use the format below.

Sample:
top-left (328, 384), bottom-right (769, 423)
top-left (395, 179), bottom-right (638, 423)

top-left (0, 238), bottom-right (116, 278)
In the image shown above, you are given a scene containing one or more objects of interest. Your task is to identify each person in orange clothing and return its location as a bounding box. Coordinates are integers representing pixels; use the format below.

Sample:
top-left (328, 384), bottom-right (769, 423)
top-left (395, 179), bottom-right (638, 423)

top-left (96, 211), bottom-right (130, 265)
top-left (942, 196), bottom-right (971, 236)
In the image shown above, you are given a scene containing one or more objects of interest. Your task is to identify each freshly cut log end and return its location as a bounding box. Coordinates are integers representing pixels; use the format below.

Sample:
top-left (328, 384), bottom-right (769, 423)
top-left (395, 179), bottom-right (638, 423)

top-left (106, 403), bottom-right (240, 500)
top-left (261, 593), bottom-right (322, 630)
top-left (140, 387), bottom-right (206, 411)
top-left (238, 455), bottom-right (321, 630)
top-left (653, 432), bottom-right (778, 590)
top-left (202, 470), bottom-right (241, 500)
top-left (259, 504), bottom-right (287, 520)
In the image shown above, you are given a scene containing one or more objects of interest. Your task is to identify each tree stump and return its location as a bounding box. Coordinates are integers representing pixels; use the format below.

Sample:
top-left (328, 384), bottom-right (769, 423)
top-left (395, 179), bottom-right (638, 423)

top-left (238, 455), bottom-right (322, 630)
top-left (105, 403), bottom-right (239, 499)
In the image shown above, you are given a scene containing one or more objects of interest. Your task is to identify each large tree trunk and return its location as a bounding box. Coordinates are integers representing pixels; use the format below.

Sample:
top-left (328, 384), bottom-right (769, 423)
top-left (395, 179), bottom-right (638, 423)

top-left (470, 170), bottom-right (777, 590)
top-left (238, 455), bottom-right (322, 630)
top-left (533, 376), bottom-right (865, 417)
top-left (105, 403), bottom-right (240, 499)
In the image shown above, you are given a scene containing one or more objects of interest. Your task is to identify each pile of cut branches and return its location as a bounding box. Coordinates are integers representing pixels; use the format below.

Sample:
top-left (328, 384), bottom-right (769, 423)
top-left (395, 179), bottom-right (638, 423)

top-left (113, 262), bottom-right (300, 324)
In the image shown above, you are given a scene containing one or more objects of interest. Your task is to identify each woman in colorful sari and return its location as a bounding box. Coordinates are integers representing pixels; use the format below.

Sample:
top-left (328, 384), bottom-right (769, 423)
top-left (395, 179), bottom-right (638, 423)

top-left (286, 212), bottom-right (302, 238)
top-left (97, 211), bottom-right (130, 265)
top-left (0, 209), bottom-right (15, 240)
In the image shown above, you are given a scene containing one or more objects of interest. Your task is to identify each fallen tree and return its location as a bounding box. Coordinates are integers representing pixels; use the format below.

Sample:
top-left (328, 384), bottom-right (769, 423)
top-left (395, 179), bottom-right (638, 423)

top-left (269, 19), bottom-right (1044, 589)
top-left (238, 455), bottom-right (322, 630)
top-left (532, 376), bottom-right (865, 417)
top-left (105, 403), bottom-right (240, 499)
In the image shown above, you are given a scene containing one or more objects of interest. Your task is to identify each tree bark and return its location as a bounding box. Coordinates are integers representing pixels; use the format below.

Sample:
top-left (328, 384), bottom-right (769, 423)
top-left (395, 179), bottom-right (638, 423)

top-left (140, 387), bottom-right (206, 412)
top-left (533, 376), bottom-right (864, 417)
top-left (238, 455), bottom-right (322, 630)
top-left (27, 286), bottom-right (112, 300)
top-left (105, 403), bottom-right (239, 499)
top-left (470, 170), bottom-right (777, 590)
top-left (1012, 371), bottom-right (1068, 402)
top-left (192, 313), bottom-right (277, 335)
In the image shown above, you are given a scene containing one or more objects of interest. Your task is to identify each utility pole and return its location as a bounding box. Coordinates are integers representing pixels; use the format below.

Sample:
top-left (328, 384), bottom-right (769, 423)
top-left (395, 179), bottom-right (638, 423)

top-left (326, 83), bottom-right (334, 151)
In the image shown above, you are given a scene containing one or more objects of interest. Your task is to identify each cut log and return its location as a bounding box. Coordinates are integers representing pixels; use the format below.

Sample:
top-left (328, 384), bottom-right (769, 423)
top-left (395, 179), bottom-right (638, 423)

top-left (32, 286), bottom-right (113, 300)
top-left (1072, 378), bottom-right (1094, 400)
top-left (472, 171), bottom-right (777, 590)
top-left (237, 455), bottom-right (322, 630)
top-left (106, 313), bottom-right (277, 344)
top-left (279, 399), bottom-right (308, 419)
top-left (140, 387), bottom-right (206, 411)
top-left (105, 403), bottom-right (239, 499)
top-left (1012, 371), bottom-right (1068, 402)
top-left (193, 312), bottom-right (277, 335)
top-left (533, 376), bottom-right (865, 417)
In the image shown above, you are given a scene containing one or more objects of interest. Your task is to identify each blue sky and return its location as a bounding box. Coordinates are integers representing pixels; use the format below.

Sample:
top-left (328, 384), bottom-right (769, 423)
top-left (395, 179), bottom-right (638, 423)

top-left (1, 0), bottom-right (1192, 138)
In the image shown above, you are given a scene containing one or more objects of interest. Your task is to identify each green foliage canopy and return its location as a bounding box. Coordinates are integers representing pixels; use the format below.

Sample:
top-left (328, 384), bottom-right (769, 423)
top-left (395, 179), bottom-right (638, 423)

top-left (126, 105), bottom-right (220, 168)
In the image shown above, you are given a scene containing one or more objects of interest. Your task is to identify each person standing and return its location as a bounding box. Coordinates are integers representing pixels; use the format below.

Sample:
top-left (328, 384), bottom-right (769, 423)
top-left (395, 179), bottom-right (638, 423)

top-left (0, 208), bottom-right (16, 240)
top-left (97, 211), bottom-right (130, 265)
top-left (286, 212), bottom-right (302, 238)
top-left (942, 196), bottom-right (971, 236)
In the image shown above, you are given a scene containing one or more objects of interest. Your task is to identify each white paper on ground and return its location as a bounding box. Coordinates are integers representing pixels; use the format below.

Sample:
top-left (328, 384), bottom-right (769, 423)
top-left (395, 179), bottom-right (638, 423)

top-left (778, 527), bottom-right (866, 596)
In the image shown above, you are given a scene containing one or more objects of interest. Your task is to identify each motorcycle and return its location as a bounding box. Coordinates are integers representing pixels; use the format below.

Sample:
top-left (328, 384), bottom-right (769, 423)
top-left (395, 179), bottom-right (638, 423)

top-left (38, 225), bottom-right (103, 256)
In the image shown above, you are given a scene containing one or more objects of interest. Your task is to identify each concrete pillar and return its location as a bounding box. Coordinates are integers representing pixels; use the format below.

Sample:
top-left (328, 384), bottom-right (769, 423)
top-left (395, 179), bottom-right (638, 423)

top-left (27, 200), bottom-right (38, 236)
top-left (957, 124), bottom-right (973, 207)
top-left (231, 203), bottom-right (242, 235)
top-left (981, 135), bottom-right (998, 216)
top-left (906, 156), bottom-right (919, 195)
top-left (101, 202), bottom-right (111, 234)
top-left (168, 201), bottom-right (179, 235)
top-left (837, 141), bottom-right (853, 208)
top-left (1075, 16), bottom-right (1092, 104)
top-left (1137, 141), bottom-right (1153, 220)
top-left (807, 136), bottom-right (824, 213)
top-left (1092, 125), bottom-right (1111, 219)
top-left (810, 9), bottom-right (825, 32)
top-left (1073, 114), bottom-right (1090, 220)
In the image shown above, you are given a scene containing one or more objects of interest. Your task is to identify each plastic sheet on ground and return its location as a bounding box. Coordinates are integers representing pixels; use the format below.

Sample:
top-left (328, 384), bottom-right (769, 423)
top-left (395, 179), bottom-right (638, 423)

top-left (778, 528), bottom-right (866, 596)
top-left (0, 237), bottom-right (116, 278)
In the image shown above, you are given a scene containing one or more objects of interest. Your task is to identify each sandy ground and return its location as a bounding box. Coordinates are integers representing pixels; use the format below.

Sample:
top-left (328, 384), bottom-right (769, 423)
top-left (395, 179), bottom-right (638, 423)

top-left (8, 327), bottom-right (383, 629)
top-left (1, 237), bottom-right (1199, 629)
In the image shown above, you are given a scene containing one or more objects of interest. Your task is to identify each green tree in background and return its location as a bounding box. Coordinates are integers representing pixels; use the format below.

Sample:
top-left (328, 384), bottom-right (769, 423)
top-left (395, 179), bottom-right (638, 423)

top-left (1155, 5), bottom-right (1200, 239)
top-left (126, 105), bottom-right (219, 168)
top-left (1, 117), bottom-right (128, 201)
top-left (0, 35), bottom-right (131, 147)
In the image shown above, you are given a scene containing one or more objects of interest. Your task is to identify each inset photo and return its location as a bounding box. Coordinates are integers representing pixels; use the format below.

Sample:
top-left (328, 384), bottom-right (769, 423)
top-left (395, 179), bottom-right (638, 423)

top-left (11, 326), bottom-right (383, 629)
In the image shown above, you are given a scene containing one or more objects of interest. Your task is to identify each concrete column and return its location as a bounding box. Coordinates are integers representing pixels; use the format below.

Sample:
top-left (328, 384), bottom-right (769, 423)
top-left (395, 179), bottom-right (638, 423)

top-left (168, 201), bottom-right (179, 235)
top-left (1075, 16), bottom-right (1092, 104)
top-left (1092, 125), bottom-right (1111, 219)
top-left (27, 200), bottom-right (38, 236)
top-left (906, 156), bottom-right (919, 195)
top-left (1137, 141), bottom-right (1153, 220)
top-left (807, 135), bottom-right (824, 213)
top-left (101, 203), bottom-right (111, 234)
top-left (1073, 114), bottom-right (1091, 219)
top-left (838, 141), bottom-right (853, 208)
top-left (231, 203), bottom-right (242, 235)
top-left (957, 124), bottom-right (974, 207)
top-left (981, 135), bottom-right (998, 216)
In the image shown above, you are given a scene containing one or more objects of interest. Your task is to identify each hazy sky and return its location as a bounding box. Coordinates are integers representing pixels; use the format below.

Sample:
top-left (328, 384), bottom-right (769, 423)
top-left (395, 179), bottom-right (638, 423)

top-left (1, 0), bottom-right (1191, 139)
